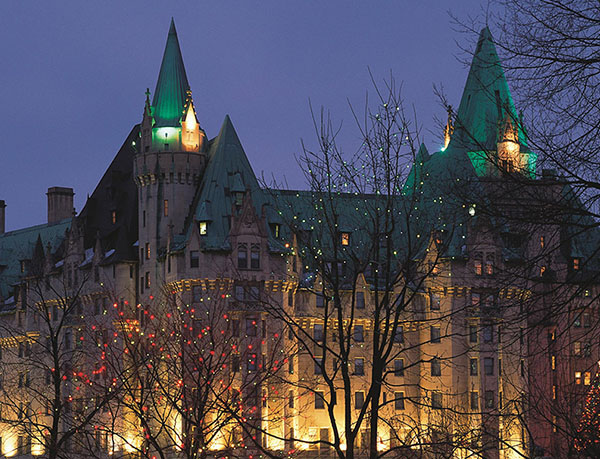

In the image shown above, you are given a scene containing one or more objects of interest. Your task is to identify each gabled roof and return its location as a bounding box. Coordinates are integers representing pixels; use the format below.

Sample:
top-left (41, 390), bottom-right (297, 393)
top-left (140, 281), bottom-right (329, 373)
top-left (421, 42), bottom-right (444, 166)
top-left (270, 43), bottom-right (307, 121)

top-left (152, 19), bottom-right (190, 128)
top-left (0, 218), bottom-right (71, 302)
top-left (452, 27), bottom-right (529, 153)
top-left (186, 115), bottom-right (263, 249)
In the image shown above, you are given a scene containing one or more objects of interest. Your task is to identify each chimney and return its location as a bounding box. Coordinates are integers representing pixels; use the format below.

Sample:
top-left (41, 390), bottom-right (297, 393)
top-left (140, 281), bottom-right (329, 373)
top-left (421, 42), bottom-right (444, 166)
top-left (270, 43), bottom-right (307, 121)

top-left (47, 187), bottom-right (74, 224)
top-left (0, 200), bottom-right (5, 234)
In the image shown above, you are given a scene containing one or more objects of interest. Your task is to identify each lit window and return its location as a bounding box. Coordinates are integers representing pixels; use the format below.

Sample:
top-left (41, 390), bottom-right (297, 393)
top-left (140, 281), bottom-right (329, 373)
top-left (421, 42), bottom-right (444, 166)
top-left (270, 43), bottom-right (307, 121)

top-left (145, 272), bottom-right (150, 288)
top-left (540, 266), bottom-right (546, 276)
top-left (111, 211), bottom-right (116, 224)
top-left (551, 355), bottom-right (556, 370)
top-left (163, 199), bottom-right (168, 217)
top-left (474, 260), bottom-right (482, 276)
top-left (584, 371), bottom-right (591, 385)
top-left (573, 258), bottom-right (580, 271)
top-left (485, 255), bottom-right (494, 275)
top-left (199, 221), bottom-right (207, 235)
top-left (471, 292), bottom-right (480, 307)
top-left (574, 341), bottom-right (581, 356)
top-left (341, 232), bottom-right (350, 246)
top-left (552, 385), bottom-right (557, 400)
top-left (145, 243), bottom-right (150, 260)
top-left (575, 371), bottom-right (582, 384)
top-left (540, 235), bottom-right (545, 249)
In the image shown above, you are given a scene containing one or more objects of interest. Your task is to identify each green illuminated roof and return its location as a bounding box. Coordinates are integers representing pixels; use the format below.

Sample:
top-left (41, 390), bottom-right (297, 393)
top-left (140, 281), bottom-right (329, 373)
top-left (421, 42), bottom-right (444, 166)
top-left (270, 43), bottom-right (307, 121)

top-left (152, 19), bottom-right (190, 128)
top-left (452, 27), bottom-right (528, 153)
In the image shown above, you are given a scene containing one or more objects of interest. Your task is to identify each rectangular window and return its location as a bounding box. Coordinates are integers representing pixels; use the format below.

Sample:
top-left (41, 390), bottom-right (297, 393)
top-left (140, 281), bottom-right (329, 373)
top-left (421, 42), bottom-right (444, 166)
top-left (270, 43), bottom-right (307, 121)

top-left (431, 357), bottom-right (441, 376)
top-left (540, 235), bottom-right (545, 248)
top-left (288, 358), bottom-right (294, 374)
top-left (470, 358), bottom-right (478, 376)
top-left (235, 285), bottom-right (245, 301)
top-left (576, 371), bottom-right (582, 384)
top-left (483, 324), bottom-right (493, 343)
top-left (573, 258), bottom-right (580, 270)
top-left (355, 392), bottom-right (365, 410)
top-left (394, 359), bottom-right (404, 377)
top-left (245, 318), bottom-right (257, 337)
top-left (250, 245), bottom-right (260, 269)
top-left (354, 325), bottom-right (364, 342)
top-left (231, 355), bottom-right (240, 373)
top-left (430, 326), bottom-right (441, 343)
top-left (394, 392), bottom-right (405, 410)
top-left (199, 221), bottom-right (207, 235)
top-left (574, 341), bottom-right (582, 356)
top-left (430, 293), bottom-right (441, 310)
top-left (431, 392), bottom-right (442, 409)
top-left (190, 250), bottom-right (199, 268)
top-left (474, 260), bottom-right (482, 276)
top-left (232, 320), bottom-right (239, 337)
top-left (471, 292), bottom-right (480, 306)
top-left (585, 371), bottom-right (591, 385)
top-left (484, 357), bottom-right (494, 376)
top-left (142, 210), bottom-right (146, 227)
top-left (145, 272), bottom-right (150, 288)
top-left (354, 358), bottom-right (365, 376)
top-left (551, 355), bottom-right (556, 370)
top-left (356, 291), bottom-right (365, 309)
top-left (470, 391), bottom-right (478, 410)
top-left (316, 294), bottom-right (325, 308)
top-left (315, 391), bottom-right (325, 409)
top-left (341, 232), bottom-right (350, 246)
top-left (163, 199), bottom-right (168, 217)
top-left (469, 325), bottom-right (478, 343)
top-left (288, 390), bottom-right (294, 408)
top-left (313, 324), bottom-right (324, 342)
top-left (583, 313), bottom-right (591, 327)
top-left (314, 358), bottom-right (323, 375)
top-left (394, 325), bottom-right (404, 343)
top-left (145, 242), bottom-right (150, 260)
top-left (247, 354), bottom-right (257, 372)
top-left (485, 255), bottom-right (494, 275)
top-left (485, 390), bottom-right (494, 409)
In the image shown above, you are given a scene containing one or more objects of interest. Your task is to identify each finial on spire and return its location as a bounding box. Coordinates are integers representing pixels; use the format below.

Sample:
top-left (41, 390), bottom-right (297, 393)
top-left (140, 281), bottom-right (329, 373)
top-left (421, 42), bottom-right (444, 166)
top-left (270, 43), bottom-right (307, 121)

top-left (443, 105), bottom-right (454, 149)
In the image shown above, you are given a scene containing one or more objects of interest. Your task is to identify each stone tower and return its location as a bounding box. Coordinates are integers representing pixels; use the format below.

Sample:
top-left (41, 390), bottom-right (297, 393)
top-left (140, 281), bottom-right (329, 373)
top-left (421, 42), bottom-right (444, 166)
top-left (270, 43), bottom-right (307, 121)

top-left (134, 19), bottom-right (207, 294)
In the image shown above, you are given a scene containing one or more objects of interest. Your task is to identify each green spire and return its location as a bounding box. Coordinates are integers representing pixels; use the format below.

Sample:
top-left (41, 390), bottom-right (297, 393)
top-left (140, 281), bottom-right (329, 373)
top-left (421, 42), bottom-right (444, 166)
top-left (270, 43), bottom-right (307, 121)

top-left (152, 19), bottom-right (190, 128)
top-left (454, 27), bottom-right (525, 151)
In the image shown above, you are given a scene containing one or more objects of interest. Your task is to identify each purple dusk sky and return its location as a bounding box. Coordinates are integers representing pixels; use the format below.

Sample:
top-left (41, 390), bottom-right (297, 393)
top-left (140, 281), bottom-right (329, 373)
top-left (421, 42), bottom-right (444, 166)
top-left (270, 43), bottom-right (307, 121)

top-left (0, 1), bottom-right (491, 232)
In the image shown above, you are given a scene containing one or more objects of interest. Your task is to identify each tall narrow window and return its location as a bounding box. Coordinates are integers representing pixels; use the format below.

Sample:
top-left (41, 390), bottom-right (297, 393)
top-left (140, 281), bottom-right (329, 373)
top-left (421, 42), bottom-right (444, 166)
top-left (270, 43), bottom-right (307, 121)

top-left (430, 326), bottom-right (441, 343)
top-left (470, 391), bottom-right (479, 410)
top-left (313, 324), bottom-right (324, 342)
top-left (394, 392), bottom-right (405, 410)
top-left (163, 200), bottom-right (168, 217)
top-left (354, 325), bottom-right (364, 342)
top-left (394, 359), bottom-right (404, 377)
top-left (394, 325), bottom-right (404, 343)
top-left (190, 250), bottom-right (199, 268)
top-left (354, 358), bottom-right (365, 376)
top-left (250, 244), bottom-right (260, 269)
top-left (355, 392), bottom-right (365, 410)
top-left (145, 243), bottom-right (150, 260)
top-left (431, 358), bottom-right (441, 376)
top-left (199, 221), bottom-right (207, 235)
top-left (470, 358), bottom-right (478, 376)
top-left (237, 244), bottom-right (247, 269)
top-left (111, 211), bottom-right (117, 224)
top-left (341, 232), bottom-right (350, 246)
top-left (356, 291), bottom-right (365, 309)
top-left (484, 357), bottom-right (494, 376)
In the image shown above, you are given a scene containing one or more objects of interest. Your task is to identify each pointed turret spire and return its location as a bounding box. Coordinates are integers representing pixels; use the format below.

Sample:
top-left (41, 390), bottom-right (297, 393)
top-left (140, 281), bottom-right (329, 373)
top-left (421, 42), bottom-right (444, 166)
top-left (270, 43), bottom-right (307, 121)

top-left (152, 19), bottom-right (190, 128)
top-left (454, 27), bottom-right (525, 152)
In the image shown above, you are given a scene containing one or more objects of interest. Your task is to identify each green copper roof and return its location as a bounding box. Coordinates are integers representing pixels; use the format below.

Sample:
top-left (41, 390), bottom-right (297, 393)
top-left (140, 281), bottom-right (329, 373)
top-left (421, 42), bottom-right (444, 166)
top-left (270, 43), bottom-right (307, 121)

top-left (187, 115), bottom-right (263, 249)
top-left (453, 27), bottom-right (527, 152)
top-left (0, 219), bottom-right (71, 303)
top-left (152, 19), bottom-right (190, 128)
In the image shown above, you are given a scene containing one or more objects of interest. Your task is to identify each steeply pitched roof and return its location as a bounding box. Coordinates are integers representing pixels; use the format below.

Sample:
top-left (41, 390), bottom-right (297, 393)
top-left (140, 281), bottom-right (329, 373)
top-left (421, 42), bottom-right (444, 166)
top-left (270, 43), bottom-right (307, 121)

top-left (452, 27), bottom-right (528, 153)
top-left (152, 19), bottom-right (190, 128)
top-left (186, 115), bottom-right (263, 249)
top-left (0, 219), bottom-right (71, 302)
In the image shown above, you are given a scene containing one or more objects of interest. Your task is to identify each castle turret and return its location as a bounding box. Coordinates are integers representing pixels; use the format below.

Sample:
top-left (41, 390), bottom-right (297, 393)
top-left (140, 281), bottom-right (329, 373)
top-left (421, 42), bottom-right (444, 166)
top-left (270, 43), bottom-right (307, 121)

top-left (134, 19), bottom-right (206, 293)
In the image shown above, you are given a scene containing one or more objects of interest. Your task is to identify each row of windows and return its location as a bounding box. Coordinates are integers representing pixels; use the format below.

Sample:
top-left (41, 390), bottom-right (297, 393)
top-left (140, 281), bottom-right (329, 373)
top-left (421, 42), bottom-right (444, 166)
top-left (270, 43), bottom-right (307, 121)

top-left (313, 390), bottom-right (409, 411)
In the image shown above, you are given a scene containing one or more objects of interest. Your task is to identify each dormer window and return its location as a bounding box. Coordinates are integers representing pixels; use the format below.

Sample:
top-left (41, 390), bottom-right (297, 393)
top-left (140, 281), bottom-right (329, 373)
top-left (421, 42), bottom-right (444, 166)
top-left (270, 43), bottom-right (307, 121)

top-left (199, 221), bottom-right (207, 235)
top-left (341, 232), bottom-right (350, 246)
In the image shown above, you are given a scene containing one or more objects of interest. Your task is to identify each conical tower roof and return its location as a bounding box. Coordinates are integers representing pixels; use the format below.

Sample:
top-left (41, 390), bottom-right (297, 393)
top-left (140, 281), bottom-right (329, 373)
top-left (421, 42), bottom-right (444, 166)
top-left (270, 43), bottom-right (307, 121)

top-left (453, 27), bottom-right (527, 152)
top-left (152, 19), bottom-right (190, 128)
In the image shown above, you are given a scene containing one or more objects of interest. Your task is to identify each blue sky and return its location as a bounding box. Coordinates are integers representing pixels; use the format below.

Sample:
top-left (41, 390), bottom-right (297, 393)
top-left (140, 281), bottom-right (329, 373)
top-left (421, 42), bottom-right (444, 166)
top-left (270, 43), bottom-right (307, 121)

top-left (0, 0), bottom-right (491, 231)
